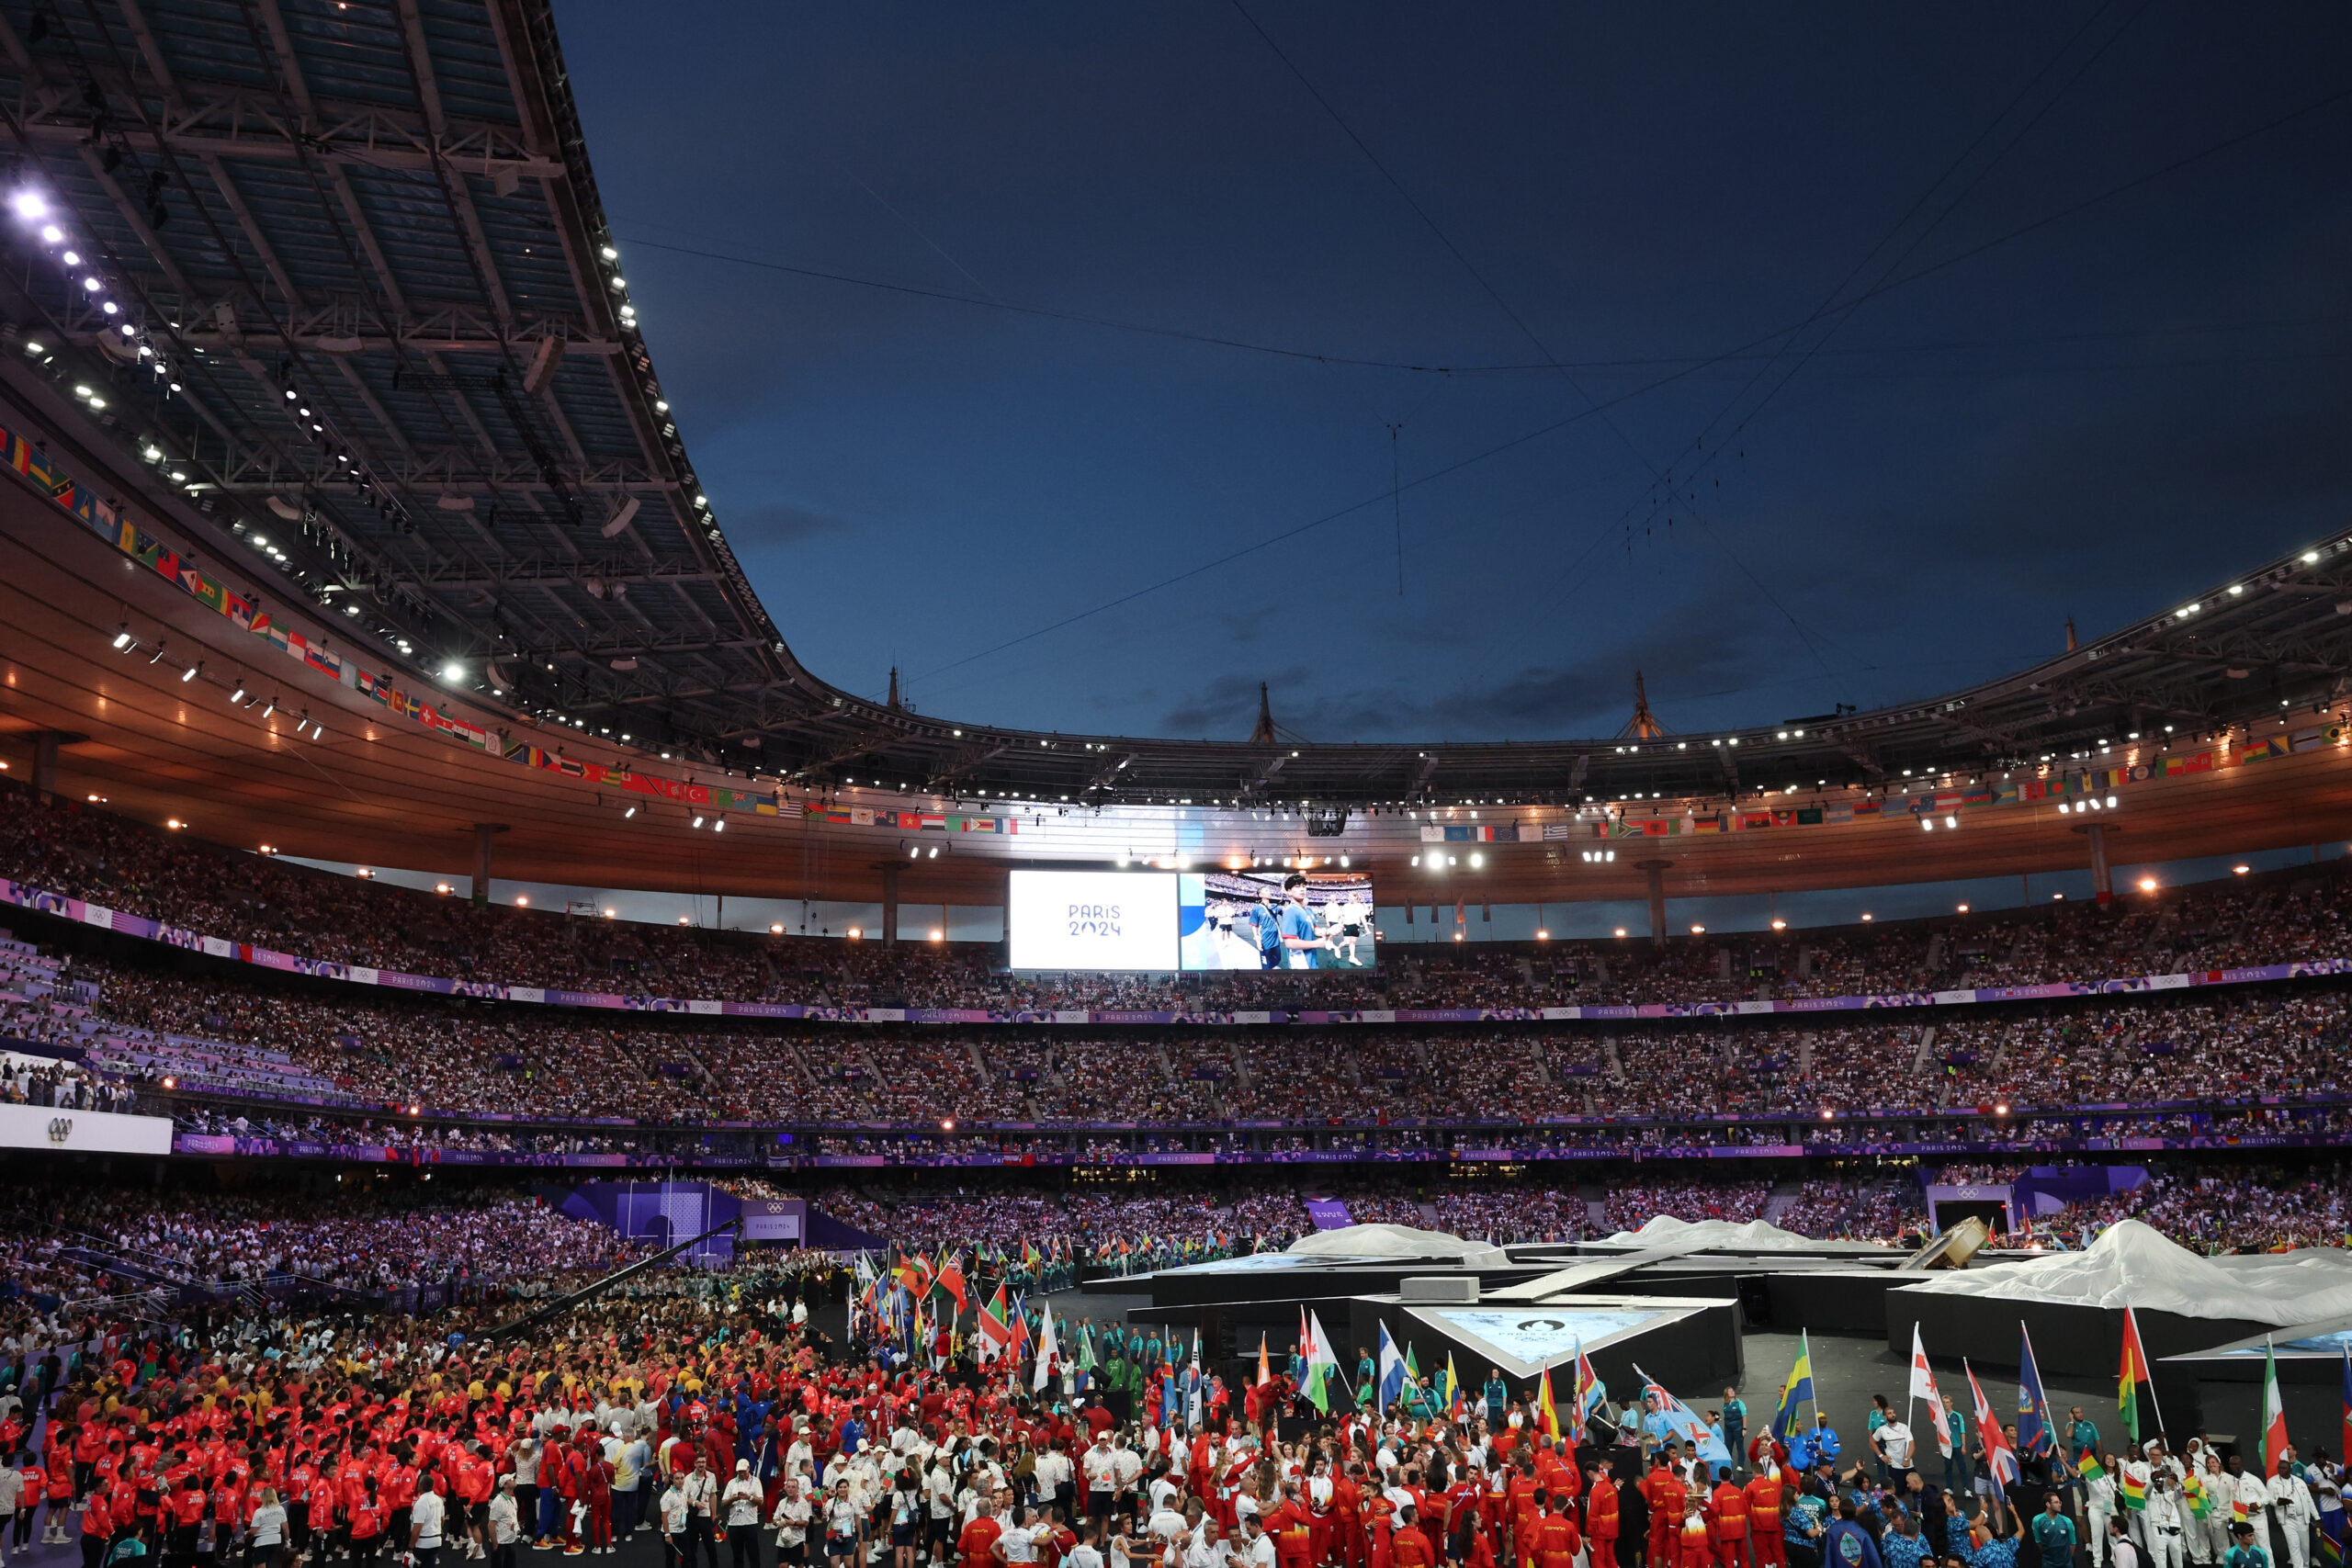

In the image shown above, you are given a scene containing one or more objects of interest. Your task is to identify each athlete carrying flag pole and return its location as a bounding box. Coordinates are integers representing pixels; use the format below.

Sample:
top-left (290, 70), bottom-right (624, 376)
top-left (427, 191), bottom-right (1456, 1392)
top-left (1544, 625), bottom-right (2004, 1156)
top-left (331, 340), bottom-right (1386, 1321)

top-left (1773, 1331), bottom-right (1815, 1450)
top-left (1907, 1325), bottom-right (1954, 1460)
top-left (1968, 1359), bottom-right (2021, 1532)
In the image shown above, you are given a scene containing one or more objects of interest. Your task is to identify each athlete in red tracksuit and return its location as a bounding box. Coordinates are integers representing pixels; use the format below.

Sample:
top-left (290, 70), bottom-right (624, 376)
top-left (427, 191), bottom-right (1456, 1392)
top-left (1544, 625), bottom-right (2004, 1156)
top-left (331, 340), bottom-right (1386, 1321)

top-left (580, 1438), bottom-right (615, 1552)
top-left (1743, 1470), bottom-right (1785, 1568)
top-left (1709, 1475), bottom-right (1749, 1568)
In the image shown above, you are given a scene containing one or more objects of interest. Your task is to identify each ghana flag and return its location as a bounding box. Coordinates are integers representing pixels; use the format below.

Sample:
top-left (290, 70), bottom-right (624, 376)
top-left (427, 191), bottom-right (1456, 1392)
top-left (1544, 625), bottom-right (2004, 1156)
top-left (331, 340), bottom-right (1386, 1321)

top-left (2120, 1305), bottom-right (2156, 1442)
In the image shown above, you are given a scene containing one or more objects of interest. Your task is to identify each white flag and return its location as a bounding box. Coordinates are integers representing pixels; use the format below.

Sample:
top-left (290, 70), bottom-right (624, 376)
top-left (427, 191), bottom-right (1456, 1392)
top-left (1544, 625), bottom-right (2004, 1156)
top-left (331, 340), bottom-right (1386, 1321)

top-left (1908, 1324), bottom-right (1953, 1458)
top-left (1034, 1305), bottom-right (1059, 1393)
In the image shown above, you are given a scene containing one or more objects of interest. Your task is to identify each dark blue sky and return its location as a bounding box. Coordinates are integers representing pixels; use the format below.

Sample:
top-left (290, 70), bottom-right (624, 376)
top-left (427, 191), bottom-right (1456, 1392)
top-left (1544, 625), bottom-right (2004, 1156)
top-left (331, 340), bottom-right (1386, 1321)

top-left (557, 2), bottom-right (2352, 744)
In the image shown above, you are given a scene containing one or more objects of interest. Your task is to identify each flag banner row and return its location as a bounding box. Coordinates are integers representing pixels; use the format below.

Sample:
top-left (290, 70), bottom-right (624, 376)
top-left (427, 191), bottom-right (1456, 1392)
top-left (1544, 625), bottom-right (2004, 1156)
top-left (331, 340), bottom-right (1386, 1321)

top-left (1416, 737), bottom-right (2340, 843)
top-left (0, 416), bottom-right (801, 818)
top-left (20, 408), bottom-right (2337, 839)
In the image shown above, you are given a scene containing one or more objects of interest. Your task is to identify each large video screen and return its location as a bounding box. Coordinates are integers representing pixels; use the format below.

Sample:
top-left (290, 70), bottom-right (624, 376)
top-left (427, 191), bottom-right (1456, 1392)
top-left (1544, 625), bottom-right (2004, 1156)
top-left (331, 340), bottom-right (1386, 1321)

top-left (1007, 867), bottom-right (1379, 972)
top-left (1007, 869), bottom-right (1179, 970)
top-left (1178, 869), bottom-right (1377, 970)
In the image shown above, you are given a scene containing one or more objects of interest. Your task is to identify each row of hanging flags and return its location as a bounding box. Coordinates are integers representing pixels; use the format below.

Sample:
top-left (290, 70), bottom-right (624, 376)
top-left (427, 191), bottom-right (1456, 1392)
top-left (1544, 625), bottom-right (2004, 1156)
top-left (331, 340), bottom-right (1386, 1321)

top-left (1749, 1308), bottom-right (2323, 1498)
top-left (859, 1246), bottom-right (2335, 1485)
top-left (0, 418), bottom-right (1040, 829)
top-left (16, 415), bottom-right (2340, 834)
top-left (1423, 732), bottom-right (2345, 844)
top-left (854, 1243), bottom-right (1113, 1393)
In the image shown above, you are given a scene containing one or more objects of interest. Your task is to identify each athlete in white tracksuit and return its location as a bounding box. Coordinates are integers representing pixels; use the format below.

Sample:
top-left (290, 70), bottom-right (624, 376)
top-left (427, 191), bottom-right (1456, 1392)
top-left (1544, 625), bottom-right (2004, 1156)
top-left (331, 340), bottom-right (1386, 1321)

top-left (2189, 1456), bottom-right (2231, 1566)
top-left (2144, 1478), bottom-right (2187, 1568)
top-left (2268, 1458), bottom-right (2316, 1568)
top-left (2086, 1464), bottom-right (2118, 1568)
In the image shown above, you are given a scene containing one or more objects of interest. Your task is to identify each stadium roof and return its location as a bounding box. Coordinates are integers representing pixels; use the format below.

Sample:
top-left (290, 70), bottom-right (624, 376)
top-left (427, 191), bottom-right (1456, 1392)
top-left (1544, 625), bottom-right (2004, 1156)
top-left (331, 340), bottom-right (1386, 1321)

top-left (2, 0), bottom-right (2352, 903)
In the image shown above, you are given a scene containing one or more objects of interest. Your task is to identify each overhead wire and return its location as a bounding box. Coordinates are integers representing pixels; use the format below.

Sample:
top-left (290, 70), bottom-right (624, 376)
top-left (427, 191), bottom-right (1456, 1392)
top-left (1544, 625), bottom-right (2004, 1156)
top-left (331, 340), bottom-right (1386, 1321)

top-left (1225, 0), bottom-right (1668, 489)
top-left (912, 78), bottom-right (2351, 688)
top-left (1599, 0), bottom-right (2157, 679)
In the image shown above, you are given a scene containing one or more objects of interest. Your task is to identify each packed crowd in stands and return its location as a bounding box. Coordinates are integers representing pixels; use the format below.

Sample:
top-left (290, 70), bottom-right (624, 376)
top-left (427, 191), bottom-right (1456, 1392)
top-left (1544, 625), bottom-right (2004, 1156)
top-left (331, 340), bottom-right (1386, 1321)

top-left (0, 1048), bottom-right (138, 1111)
top-left (1600, 1179), bottom-right (1769, 1235)
top-left (11, 787), bottom-right (2352, 1015)
top-left (35, 935), bottom-right (2352, 1137)
top-left (0, 1179), bottom-right (646, 1302)
top-left (2016, 1162), bottom-right (2352, 1251)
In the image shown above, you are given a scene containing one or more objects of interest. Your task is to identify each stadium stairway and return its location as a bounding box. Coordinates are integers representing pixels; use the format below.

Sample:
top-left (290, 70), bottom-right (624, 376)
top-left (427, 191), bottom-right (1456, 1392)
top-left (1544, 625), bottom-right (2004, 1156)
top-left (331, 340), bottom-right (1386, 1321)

top-left (1762, 1179), bottom-right (1805, 1226)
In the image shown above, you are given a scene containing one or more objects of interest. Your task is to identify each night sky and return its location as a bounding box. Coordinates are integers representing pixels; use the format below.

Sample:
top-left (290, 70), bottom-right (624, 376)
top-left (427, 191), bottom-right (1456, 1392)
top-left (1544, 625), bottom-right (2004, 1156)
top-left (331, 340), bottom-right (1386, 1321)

top-left (557, 3), bottom-right (2352, 745)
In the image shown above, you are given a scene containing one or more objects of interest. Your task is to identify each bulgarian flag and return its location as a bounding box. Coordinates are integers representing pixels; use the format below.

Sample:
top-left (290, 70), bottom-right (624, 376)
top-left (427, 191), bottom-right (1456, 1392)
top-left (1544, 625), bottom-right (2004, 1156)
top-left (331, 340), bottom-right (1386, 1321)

top-left (2263, 1336), bottom-right (2291, 1477)
top-left (976, 1283), bottom-right (1012, 1359)
top-left (2119, 1305), bottom-right (2157, 1442)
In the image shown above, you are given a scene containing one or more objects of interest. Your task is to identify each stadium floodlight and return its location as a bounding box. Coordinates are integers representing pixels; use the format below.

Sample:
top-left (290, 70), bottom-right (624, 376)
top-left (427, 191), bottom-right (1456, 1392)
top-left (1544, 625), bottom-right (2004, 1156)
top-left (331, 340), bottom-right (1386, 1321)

top-left (9, 190), bottom-right (45, 220)
top-left (111, 623), bottom-right (131, 649)
top-left (180, 661), bottom-right (200, 683)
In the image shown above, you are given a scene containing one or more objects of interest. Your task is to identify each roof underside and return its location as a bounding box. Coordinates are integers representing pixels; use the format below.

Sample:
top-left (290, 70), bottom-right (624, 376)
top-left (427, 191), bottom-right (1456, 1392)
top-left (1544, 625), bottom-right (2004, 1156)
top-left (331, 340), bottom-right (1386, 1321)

top-left (6, 0), bottom-right (2352, 814)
